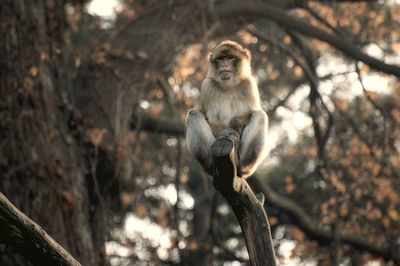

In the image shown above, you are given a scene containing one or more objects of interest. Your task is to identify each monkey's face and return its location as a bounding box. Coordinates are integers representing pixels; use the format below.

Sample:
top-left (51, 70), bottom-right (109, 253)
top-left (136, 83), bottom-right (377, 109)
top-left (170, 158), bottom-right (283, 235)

top-left (210, 51), bottom-right (242, 88)
top-left (208, 41), bottom-right (252, 88)
top-left (213, 54), bottom-right (237, 81)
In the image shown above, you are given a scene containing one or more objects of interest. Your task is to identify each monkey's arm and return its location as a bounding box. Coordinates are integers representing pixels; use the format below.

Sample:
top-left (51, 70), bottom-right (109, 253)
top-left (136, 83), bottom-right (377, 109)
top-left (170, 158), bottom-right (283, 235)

top-left (198, 78), bottom-right (215, 112)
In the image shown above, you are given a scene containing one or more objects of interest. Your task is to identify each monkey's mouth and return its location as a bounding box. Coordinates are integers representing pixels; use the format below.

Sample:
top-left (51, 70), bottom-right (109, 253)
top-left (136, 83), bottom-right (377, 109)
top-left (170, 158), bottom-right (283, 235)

top-left (219, 71), bottom-right (232, 80)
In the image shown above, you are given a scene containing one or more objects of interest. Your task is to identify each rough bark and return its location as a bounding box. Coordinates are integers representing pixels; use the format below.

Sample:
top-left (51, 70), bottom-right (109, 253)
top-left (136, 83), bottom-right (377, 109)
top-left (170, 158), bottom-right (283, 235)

top-left (211, 137), bottom-right (276, 266)
top-left (0, 193), bottom-right (81, 266)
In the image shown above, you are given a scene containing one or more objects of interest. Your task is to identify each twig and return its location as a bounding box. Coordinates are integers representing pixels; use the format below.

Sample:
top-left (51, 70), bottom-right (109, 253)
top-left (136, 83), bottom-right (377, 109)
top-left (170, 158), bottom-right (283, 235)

top-left (90, 144), bottom-right (104, 207)
top-left (354, 62), bottom-right (399, 177)
top-left (300, 2), bottom-right (346, 37)
top-left (355, 62), bottom-right (389, 120)
top-left (319, 70), bottom-right (355, 80)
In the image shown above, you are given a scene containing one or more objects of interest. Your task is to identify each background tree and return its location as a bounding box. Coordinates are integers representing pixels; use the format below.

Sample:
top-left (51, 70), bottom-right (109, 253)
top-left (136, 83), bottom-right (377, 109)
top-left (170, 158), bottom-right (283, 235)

top-left (1, 0), bottom-right (399, 265)
top-left (0, 1), bottom-right (104, 265)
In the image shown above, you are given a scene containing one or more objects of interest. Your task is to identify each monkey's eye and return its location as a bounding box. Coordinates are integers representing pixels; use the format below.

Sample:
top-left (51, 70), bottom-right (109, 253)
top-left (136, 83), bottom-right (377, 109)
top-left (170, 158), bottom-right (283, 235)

top-left (226, 56), bottom-right (238, 63)
top-left (215, 56), bottom-right (237, 62)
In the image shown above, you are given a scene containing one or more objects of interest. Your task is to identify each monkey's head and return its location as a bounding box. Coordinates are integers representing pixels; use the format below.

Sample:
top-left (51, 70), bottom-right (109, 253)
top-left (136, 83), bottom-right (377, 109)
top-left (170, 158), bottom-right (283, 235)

top-left (208, 40), bottom-right (252, 89)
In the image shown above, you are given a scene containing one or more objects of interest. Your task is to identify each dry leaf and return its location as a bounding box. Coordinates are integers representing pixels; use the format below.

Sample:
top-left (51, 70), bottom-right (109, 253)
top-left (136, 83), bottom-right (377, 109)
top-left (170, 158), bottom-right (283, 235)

top-left (120, 192), bottom-right (132, 207)
top-left (336, 99), bottom-right (347, 111)
top-left (286, 147), bottom-right (295, 156)
top-left (339, 204), bottom-right (349, 217)
top-left (30, 66), bottom-right (38, 77)
top-left (291, 228), bottom-right (305, 242)
top-left (40, 52), bottom-right (49, 61)
top-left (283, 35), bottom-right (291, 45)
top-left (188, 240), bottom-right (198, 251)
top-left (135, 204), bottom-right (148, 219)
top-left (294, 66), bottom-right (303, 77)
top-left (61, 190), bottom-right (77, 209)
top-left (388, 208), bottom-right (399, 221)
top-left (31, 148), bottom-right (38, 162)
top-left (269, 216), bottom-right (279, 226)
top-left (86, 128), bottom-right (106, 146)
top-left (285, 175), bottom-right (295, 194)
top-left (95, 52), bottom-right (106, 64)
top-left (137, 51), bottom-right (148, 60)
top-left (23, 78), bottom-right (34, 94)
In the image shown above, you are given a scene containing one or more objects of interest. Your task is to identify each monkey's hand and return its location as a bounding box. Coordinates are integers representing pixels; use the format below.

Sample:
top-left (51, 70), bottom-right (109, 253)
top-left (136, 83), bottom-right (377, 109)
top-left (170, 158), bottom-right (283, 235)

top-left (210, 123), bottom-right (240, 142)
top-left (229, 113), bottom-right (252, 136)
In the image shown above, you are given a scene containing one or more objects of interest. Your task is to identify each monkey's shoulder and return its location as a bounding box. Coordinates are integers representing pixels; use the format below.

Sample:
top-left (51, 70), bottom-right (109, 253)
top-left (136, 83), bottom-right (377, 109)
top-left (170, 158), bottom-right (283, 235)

top-left (237, 76), bottom-right (261, 103)
top-left (238, 75), bottom-right (256, 85)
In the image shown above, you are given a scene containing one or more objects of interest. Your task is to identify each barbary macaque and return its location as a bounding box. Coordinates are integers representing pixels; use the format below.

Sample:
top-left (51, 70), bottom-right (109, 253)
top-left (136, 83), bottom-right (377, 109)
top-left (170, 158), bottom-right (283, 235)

top-left (185, 40), bottom-right (268, 191)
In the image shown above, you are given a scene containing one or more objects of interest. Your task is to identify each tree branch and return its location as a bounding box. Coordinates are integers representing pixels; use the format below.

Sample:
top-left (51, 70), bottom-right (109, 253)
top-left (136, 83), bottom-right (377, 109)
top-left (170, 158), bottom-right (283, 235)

top-left (130, 111), bottom-right (184, 136)
top-left (210, 137), bottom-right (276, 266)
top-left (299, 1), bottom-right (347, 37)
top-left (0, 193), bottom-right (81, 266)
top-left (215, 1), bottom-right (400, 77)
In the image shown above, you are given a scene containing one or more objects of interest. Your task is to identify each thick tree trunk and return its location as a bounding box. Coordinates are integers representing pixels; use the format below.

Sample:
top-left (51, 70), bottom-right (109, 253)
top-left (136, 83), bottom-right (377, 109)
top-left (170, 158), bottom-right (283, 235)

top-left (0, 1), bottom-right (102, 265)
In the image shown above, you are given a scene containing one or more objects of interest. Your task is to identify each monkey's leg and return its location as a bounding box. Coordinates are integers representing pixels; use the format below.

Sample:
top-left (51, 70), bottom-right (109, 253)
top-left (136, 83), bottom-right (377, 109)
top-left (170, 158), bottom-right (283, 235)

top-left (238, 110), bottom-right (269, 178)
top-left (185, 109), bottom-right (216, 175)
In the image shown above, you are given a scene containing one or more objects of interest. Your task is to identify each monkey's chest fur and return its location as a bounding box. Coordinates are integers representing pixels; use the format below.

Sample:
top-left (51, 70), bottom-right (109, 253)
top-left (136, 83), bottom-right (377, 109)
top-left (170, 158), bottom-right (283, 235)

top-left (202, 87), bottom-right (258, 126)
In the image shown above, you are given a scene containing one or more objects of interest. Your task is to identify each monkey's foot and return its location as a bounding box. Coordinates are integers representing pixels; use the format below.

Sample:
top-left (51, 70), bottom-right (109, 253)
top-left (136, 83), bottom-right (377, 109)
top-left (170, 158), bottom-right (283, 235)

top-left (233, 176), bottom-right (244, 192)
top-left (211, 137), bottom-right (234, 157)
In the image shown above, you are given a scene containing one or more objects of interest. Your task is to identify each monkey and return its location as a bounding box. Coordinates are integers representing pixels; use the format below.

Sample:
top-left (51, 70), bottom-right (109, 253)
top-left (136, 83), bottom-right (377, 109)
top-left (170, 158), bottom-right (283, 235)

top-left (185, 40), bottom-right (268, 191)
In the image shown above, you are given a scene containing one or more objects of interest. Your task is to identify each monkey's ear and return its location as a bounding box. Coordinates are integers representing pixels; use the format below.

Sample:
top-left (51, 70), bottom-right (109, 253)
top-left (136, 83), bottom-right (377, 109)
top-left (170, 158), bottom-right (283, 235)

top-left (208, 53), bottom-right (215, 62)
